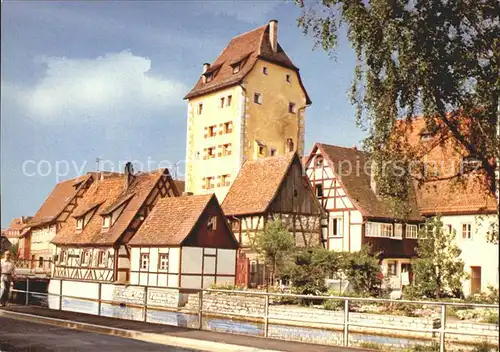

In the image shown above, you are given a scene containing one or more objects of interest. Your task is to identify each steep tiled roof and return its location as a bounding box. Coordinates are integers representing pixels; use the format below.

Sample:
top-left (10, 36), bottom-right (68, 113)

top-left (184, 22), bottom-right (311, 104)
top-left (52, 170), bottom-right (168, 246)
top-left (401, 118), bottom-right (497, 215)
top-left (29, 174), bottom-right (94, 227)
top-left (222, 154), bottom-right (295, 216)
top-left (130, 194), bottom-right (214, 246)
top-left (315, 143), bottom-right (422, 221)
top-left (2, 217), bottom-right (31, 239)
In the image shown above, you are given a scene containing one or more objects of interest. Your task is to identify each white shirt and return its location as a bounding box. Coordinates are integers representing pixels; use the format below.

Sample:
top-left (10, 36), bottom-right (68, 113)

top-left (1, 259), bottom-right (15, 281)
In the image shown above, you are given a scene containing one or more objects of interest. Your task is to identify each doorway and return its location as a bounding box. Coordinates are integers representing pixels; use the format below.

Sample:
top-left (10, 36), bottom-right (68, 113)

top-left (470, 266), bottom-right (482, 294)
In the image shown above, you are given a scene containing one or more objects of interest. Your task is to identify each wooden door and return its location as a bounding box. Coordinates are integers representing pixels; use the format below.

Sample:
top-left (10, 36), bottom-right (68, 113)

top-left (235, 253), bottom-right (249, 288)
top-left (470, 266), bottom-right (481, 294)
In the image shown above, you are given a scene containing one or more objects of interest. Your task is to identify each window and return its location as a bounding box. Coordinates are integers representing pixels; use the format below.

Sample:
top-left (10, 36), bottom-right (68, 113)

top-left (420, 133), bottom-right (432, 142)
top-left (315, 184), bottom-right (323, 198)
top-left (197, 103), bottom-right (203, 115)
top-left (254, 92), bottom-right (262, 104)
top-left (207, 216), bottom-right (217, 231)
top-left (206, 73), bottom-right (213, 83)
top-left (203, 177), bottom-right (215, 190)
top-left (207, 125), bottom-right (216, 137)
top-left (263, 67), bottom-right (268, 75)
top-left (227, 95), bottom-right (232, 107)
top-left (288, 102), bottom-right (296, 113)
top-left (81, 250), bottom-right (90, 266)
top-left (462, 156), bottom-right (481, 171)
top-left (330, 218), bottom-right (342, 237)
top-left (232, 63), bottom-right (240, 74)
top-left (206, 147), bottom-right (216, 159)
top-left (395, 224), bottom-right (403, 239)
top-left (270, 148), bottom-right (277, 156)
top-left (462, 223), bottom-right (472, 239)
top-left (259, 145), bottom-right (265, 155)
top-left (387, 261), bottom-right (397, 276)
top-left (59, 250), bottom-right (67, 264)
top-left (223, 121), bottom-right (233, 134)
top-left (286, 74), bottom-right (291, 83)
top-left (219, 97), bottom-right (225, 108)
top-left (140, 253), bottom-right (149, 270)
top-left (76, 218), bottom-right (84, 230)
top-left (221, 174), bottom-right (231, 187)
top-left (39, 257), bottom-right (44, 268)
top-left (98, 251), bottom-right (106, 266)
top-left (222, 143), bottom-right (232, 156)
top-left (381, 224), bottom-right (393, 237)
top-left (447, 224), bottom-right (453, 234)
top-left (159, 253), bottom-right (169, 271)
top-left (406, 224), bottom-right (418, 239)
top-left (102, 215), bottom-right (111, 229)
top-left (286, 138), bottom-right (294, 152)
top-left (315, 156), bottom-right (323, 167)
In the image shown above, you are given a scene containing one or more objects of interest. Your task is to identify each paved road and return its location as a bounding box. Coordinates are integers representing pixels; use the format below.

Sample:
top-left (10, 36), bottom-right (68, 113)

top-left (0, 317), bottom-right (194, 352)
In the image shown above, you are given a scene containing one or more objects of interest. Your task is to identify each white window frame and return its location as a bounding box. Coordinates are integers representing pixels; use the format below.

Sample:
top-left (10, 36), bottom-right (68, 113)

top-left (366, 222), bottom-right (395, 238)
top-left (395, 224), bottom-right (403, 239)
top-left (329, 217), bottom-right (343, 237)
top-left (102, 215), bottom-right (111, 229)
top-left (76, 218), bottom-right (84, 231)
top-left (159, 253), bottom-right (169, 271)
top-left (140, 253), bottom-right (149, 271)
top-left (461, 223), bottom-right (472, 240)
top-left (406, 224), bottom-right (418, 239)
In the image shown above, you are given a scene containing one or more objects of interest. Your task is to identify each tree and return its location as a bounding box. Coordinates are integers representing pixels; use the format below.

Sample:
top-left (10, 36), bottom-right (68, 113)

top-left (411, 216), bottom-right (468, 298)
top-left (251, 219), bottom-right (296, 285)
top-left (342, 245), bottom-right (383, 296)
top-left (310, 247), bottom-right (344, 279)
top-left (297, 0), bottom-right (499, 228)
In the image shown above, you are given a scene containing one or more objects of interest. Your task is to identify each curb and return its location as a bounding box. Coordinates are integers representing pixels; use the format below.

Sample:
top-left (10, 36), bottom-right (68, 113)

top-left (0, 310), bottom-right (283, 352)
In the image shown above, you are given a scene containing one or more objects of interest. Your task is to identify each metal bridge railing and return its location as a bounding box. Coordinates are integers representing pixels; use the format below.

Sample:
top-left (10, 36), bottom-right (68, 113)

top-left (8, 278), bottom-right (500, 352)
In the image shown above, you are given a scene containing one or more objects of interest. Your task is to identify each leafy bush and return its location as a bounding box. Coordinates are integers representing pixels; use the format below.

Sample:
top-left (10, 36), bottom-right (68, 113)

top-left (341, 245), bottom-right (383, 296)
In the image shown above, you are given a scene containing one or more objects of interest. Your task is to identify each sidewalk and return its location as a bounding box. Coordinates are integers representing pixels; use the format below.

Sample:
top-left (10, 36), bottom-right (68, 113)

top-left (1, 306), bottom-right (367, 352)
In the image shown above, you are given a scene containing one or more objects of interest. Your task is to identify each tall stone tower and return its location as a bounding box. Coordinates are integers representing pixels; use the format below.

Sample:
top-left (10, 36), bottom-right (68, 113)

top-left (184, 20), bottom-right (311, 201)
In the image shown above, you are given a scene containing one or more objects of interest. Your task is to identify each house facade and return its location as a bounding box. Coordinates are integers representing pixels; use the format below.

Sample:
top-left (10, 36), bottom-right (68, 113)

top-left (222, 153), bottom-right (323, 287)
top-left (405, 118), bottom-right (499, 295)
top-left (51, 165), bottom-right (180, 283)
top-left (304, 143), bottom-right (424, 290)
top-left (184, 20), bottom-right (311, 201)
top-left (26, 174), bottom-right (96, 264)
top-left (129, 194), bottom-right (239, 289)
top-left (2, 216), bottom-right (31, 259)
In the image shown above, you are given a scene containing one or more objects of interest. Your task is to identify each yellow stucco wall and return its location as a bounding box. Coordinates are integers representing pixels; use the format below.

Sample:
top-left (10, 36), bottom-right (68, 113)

top-left (185, 59), bottom-right (308, 201)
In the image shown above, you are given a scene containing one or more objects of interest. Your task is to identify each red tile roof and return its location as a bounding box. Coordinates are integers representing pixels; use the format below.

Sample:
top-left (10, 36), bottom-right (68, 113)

top-left (130, 194), bottom-right (218, 246)
top-left (222, 154), bottom-right (297, 216)
top-left (184, 22), bottom-right (311, 104)
top-left (2, 217), bottom-right (32, 239)
top-left (28, 174), bottom-right (94, 228)
top-left (312, 143), bottom-right (422, 221)
top-left (401, 117), bottom-right (497, 215)
top-left (52, 170), bottom-right (170, 246)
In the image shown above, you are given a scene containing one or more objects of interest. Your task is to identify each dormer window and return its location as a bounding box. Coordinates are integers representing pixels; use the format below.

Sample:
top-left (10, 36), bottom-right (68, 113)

top-left (102, 215), bottom-right (111, 229)
top-left (232, 63), bottom-right (240, 74)
top-left (420, 132), bottom-right (432, 142)
top-left (207, 216), bottom-right (217, 231)
top-left (462, 155), bottom-right (481, 170)
top-left (76, 218), bottom-right (84, 231)
top-left (206, 73), bottom-right (213, 83)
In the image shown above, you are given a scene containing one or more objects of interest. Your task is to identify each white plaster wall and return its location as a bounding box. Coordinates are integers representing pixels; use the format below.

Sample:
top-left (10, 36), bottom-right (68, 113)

top-left (217, 249), bottom-right (236, 275)
top-left (181, 275), bottom-right (202, 289)
top-left (442, 214), bottom-right (499, 294)
top-left (181, 247), bottom-right (203, 273)
top-left (31, 225), bottom-right (57, 258)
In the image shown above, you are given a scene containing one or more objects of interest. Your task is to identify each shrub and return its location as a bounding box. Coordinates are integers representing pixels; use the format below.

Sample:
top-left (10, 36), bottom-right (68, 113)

top-left (471, 341), bottom-right (498, 352)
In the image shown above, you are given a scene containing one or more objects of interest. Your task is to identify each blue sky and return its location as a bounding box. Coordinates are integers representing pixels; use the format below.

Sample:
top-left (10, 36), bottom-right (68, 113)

top-left (1, 1), bottom-right (365, 227)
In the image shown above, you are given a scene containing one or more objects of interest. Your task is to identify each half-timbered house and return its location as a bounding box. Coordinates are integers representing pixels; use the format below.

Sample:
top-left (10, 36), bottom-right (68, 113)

top-left (129, 194), bottom-right (239, 289)
top-left (222, 153), bottom-right (323, 287)
top-left (305, 143), bottom-right (424, 289)
top-left (51, 164), bottom-right (180, 283)
top-left (2, 217), bottom-right (31, 259)
top-left (25, 174), bottom-right (97, 264)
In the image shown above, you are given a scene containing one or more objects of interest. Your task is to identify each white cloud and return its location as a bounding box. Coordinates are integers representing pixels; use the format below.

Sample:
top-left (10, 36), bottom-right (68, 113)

top-left (11, 51), bottom-right (187, 123)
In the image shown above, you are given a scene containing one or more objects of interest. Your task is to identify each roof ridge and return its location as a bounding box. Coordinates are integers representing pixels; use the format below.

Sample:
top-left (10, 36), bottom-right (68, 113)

top-left (231, 23), bottom-right (268, 40)
top-left (319, 142), bottom-right (364, 152)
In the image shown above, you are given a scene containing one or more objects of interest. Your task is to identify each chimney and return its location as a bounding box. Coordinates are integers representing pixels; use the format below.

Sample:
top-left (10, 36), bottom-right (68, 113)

top-left (370, 160), bottom-right (377, 195)
top-left (202, 63), bottom-right (210, 84)
top-left (269, 20), bottom-right (278, 53)
top-left (124, 162), bottom-right (134, 191)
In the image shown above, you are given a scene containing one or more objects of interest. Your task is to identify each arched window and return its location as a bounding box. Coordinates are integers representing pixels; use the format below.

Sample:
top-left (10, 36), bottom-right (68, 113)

top-left (286, 138), bottom-right (294, 152)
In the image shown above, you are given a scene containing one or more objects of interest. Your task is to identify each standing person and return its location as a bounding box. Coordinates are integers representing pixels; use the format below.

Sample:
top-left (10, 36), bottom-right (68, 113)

top-left (1, 250), bottom-right (16, 307)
